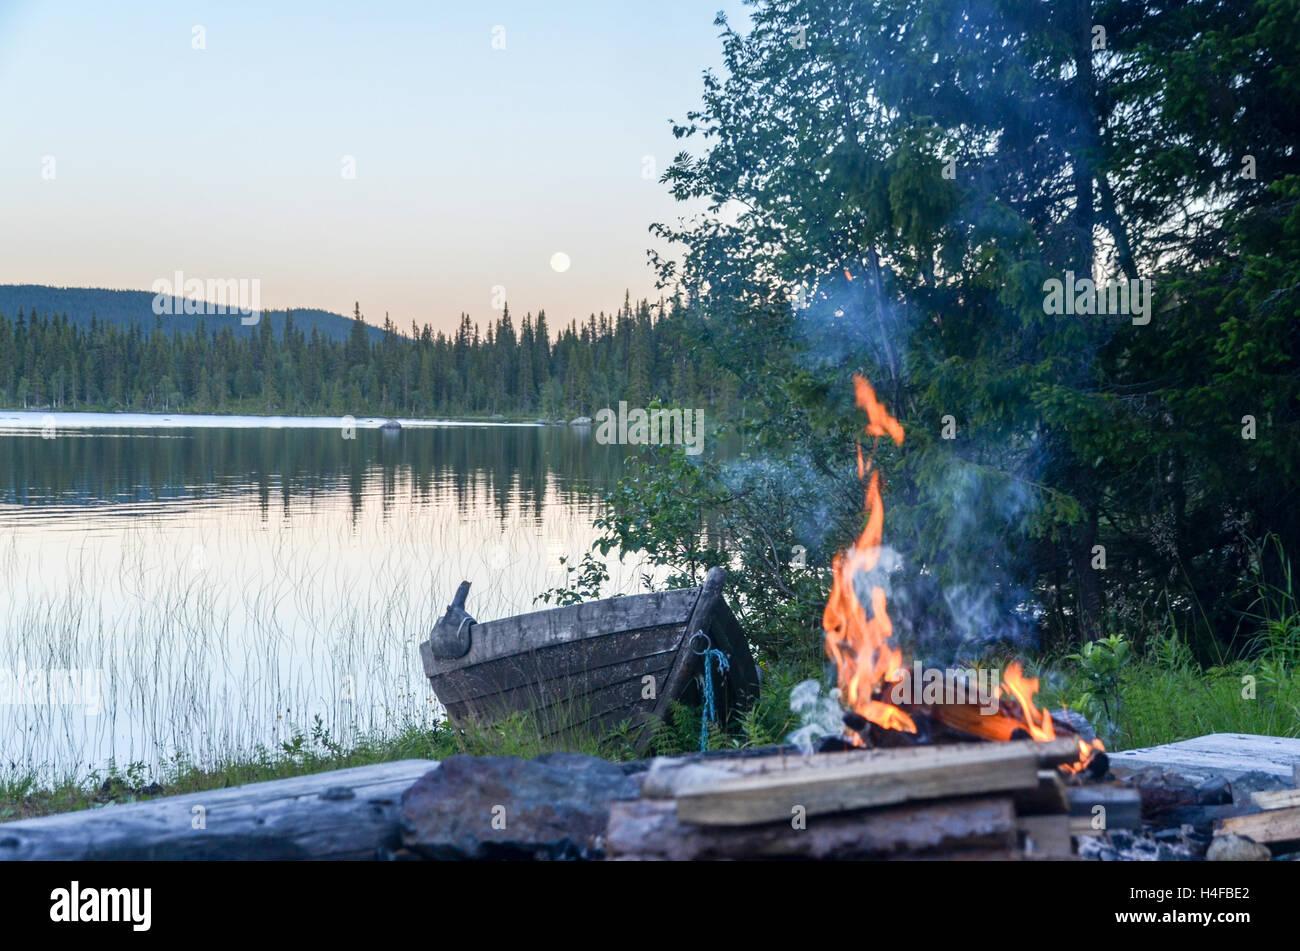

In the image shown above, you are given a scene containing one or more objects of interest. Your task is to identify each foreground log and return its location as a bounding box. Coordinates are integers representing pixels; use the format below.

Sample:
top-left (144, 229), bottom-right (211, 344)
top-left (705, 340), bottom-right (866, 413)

top-left (0, 760), bottom-right (437, 860)
top-left (400, 752), bottom-right (639, 860)
top-left (606, 796), bottom-right (1017, 860)
top-left (652, 741), bottom-right (1048, 826)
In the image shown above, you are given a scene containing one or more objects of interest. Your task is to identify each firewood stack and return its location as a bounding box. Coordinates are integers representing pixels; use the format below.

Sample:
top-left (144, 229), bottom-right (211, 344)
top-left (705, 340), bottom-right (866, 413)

top-left (1214, 785), bottom-right (1300, 850)
top-left (607, 737), bottom-right (1137, 860)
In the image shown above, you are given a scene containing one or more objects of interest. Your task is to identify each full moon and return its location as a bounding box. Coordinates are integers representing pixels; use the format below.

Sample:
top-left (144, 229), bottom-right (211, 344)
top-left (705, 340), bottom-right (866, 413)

top-left (550, 252), bottom-right (571, 273)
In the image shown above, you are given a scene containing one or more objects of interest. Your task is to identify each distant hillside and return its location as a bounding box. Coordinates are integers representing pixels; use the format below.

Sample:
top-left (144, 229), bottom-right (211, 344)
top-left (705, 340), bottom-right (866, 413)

top-left (0, 285), bottom-right (383, 343)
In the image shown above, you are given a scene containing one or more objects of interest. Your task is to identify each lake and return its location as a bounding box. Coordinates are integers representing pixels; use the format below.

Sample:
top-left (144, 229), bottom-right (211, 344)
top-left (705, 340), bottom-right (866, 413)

top-left (0, 414), bottom-right (643, 782)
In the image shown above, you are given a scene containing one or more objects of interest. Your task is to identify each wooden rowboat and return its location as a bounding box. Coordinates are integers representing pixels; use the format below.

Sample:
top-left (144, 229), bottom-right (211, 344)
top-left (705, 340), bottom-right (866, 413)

top-left (420, 567), bottom-right (759, 749)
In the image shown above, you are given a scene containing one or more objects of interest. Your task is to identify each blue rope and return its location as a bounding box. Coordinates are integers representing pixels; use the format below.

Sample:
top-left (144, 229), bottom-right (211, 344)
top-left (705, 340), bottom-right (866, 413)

top-left (694, 633), bottom-right (730, 751)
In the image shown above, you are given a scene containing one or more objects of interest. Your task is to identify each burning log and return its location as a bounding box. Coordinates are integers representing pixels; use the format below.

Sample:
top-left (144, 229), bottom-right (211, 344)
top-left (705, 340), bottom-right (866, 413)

top-left (841, 710), bottom-right (938, 747)
top-left (816, 735), bottom-right (856, 753)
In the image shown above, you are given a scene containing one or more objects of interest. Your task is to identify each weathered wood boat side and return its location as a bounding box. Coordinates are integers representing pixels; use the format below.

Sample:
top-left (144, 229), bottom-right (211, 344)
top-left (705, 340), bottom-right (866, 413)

top-left (420, 567), bottom-right (758, 746)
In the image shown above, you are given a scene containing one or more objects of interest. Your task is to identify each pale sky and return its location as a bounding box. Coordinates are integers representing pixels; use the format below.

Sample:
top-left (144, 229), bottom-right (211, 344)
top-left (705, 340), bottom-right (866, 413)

top-left (0, 1), bottom-right (748, 333)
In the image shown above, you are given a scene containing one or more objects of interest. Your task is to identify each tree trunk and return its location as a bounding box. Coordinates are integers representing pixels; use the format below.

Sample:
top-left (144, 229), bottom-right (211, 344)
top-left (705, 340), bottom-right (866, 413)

top-left (1070, 506), bottom-right (1104, 642)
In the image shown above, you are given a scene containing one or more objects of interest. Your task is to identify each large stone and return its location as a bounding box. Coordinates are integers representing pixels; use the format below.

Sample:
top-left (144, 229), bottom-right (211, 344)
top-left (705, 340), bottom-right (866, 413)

top-left (1207, 834), bottom-right (1272, 862)
top-left (1228, 769), bottom-right (1292, 805)
top-left (1109, 733), bottom-right (1300, 783)
top-left (399, 753), bottom-right (639, 860)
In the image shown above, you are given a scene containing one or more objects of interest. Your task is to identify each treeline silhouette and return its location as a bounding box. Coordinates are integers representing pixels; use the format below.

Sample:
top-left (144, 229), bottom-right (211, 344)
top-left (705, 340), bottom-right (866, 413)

top-left (0, 293), bottom-right (735, 417)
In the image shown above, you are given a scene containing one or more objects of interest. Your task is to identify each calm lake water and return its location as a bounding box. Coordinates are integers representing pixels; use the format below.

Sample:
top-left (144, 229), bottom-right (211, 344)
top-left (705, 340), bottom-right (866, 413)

top-left (0, 416), bottom-right (642, 781)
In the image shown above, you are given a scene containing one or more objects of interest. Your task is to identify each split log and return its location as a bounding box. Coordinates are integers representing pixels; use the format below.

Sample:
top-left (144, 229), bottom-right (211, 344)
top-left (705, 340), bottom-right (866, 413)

top-left (1031, 736), bottom-right (1093, 767)
top-left (903, 694), bottom-right (1089, 744)
top-left (606, 796), bottom-right (1017, 860)
top-left (641, 736), bottom-right (1082, 802)
top-left (662, 742), bottom-right (1043, 826)
top-left (0, 760), bottom-right (437, 861)
top-left (1250, 788), bottom-right (1300, 811)
top-left (1216, 805), bottom-right (1300, 845)
top-left (910, 697), bottom-right (1043, 742)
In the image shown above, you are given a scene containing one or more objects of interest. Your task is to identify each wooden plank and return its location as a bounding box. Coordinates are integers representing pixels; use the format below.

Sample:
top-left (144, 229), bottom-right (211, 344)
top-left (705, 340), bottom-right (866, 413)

top-left (432, 647), bottom-right (677, 707)
top-left (0, 760), bottom-right (437, 861)
top-left (641, 737), bottom-right (1082, 800)
top-left (1070, 817), bottom-right (1101, 837)
top-left (1249, 788), bottom-right (1300, 811)
top-left (1217, 805), bottom-right (1300, 844)
top-left (449, 676), bottom-right (655, 732)
top-left (1017, 815), bottom-right (1074, 858)
top-left (671, 741), bottom-right (1040, 826)
top-left (606, 795), bottom-right (1017, 860)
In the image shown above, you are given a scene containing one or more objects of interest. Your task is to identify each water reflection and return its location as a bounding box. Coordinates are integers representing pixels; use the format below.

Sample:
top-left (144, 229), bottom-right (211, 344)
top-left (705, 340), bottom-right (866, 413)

top-left (0, 424), bottom-right (618, 528)
top-left (0, 424), bottom-right (633, 780)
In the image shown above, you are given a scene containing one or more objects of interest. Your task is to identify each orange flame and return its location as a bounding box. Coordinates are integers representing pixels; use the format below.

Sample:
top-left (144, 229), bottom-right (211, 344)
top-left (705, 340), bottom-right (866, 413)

top-left (853, 375), bottom-right (905, 445)
top-left (942, 662), bottom-right (1105, 771)
top-left (996, 663), bottom-right (1057, 742)
top-left (823, 375), bottom-right (913, 734)
top-left (823, 375), bottom-right (1104, 773)
top-left (997, 665), bottom-right (1107, 770)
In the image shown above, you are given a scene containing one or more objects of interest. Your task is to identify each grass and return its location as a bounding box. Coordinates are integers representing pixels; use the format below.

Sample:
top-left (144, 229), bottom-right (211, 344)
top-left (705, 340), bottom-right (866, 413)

top-left (1039, 640), bottom-right (1300, 751)
top-left (0, 712), bottom-right (616, 821)
top-left (1037, 535), bottom-right (1300, 750)
top-left (0, 710), bottom-right (654, 821)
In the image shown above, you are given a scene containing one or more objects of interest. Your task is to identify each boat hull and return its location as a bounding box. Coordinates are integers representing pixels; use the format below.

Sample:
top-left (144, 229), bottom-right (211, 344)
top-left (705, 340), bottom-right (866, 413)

top-left (420, 568), bottom-right (758, 747)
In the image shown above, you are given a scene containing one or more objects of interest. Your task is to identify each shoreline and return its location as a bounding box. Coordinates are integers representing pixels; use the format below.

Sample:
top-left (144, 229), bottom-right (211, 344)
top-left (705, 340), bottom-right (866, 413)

top-left (0, 410), bottom-right (557, 430)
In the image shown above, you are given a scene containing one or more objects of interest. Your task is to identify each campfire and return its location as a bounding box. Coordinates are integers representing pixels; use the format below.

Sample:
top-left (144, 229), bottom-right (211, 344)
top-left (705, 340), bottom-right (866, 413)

top-left (822, 374), bottom-right (1105, 775)
top-left (604, 383), bottom-right (1123, 860)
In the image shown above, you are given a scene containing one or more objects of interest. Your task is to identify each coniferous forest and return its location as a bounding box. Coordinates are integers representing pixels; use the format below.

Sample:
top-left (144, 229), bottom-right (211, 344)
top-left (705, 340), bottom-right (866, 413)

top-left (0, 294), bottom-right (732, 418)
